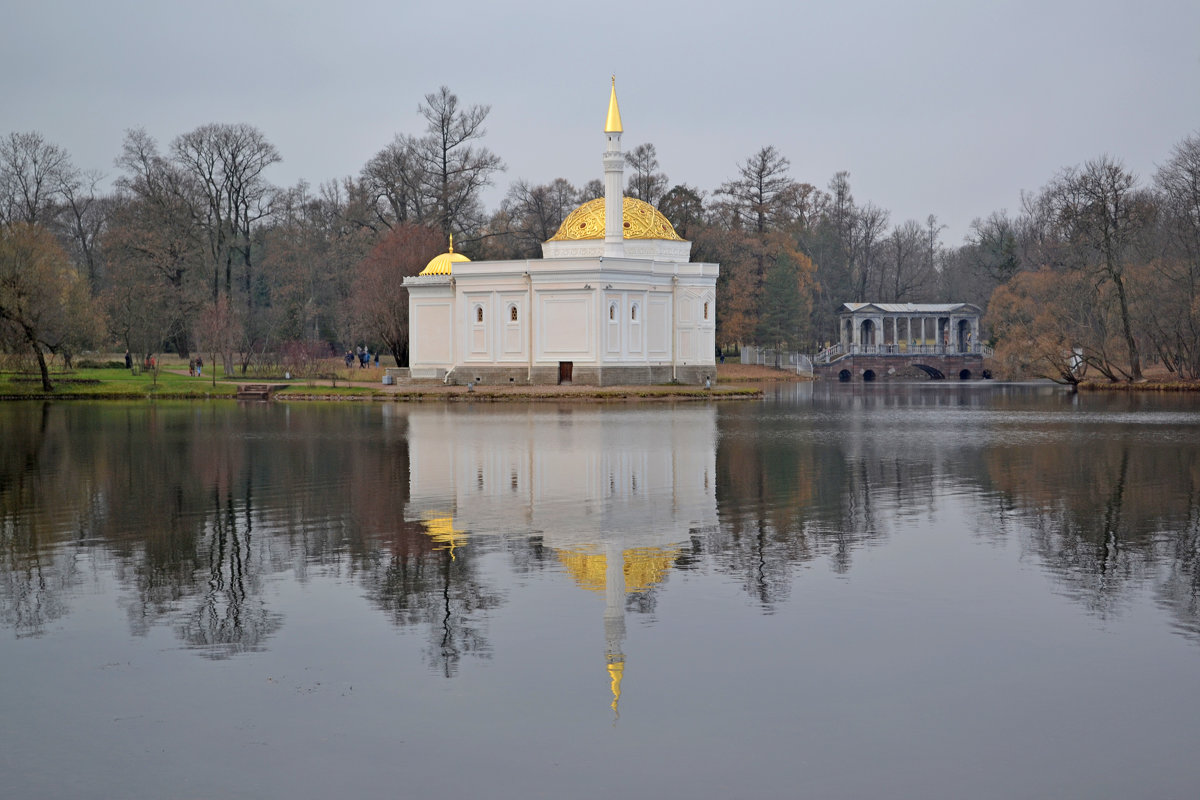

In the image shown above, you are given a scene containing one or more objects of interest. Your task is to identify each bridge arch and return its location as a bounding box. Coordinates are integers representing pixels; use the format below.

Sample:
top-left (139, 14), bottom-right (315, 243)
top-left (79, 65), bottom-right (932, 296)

top-left (913, 363), bottom-right (945, 380)
top-left (959, 368), bottom-right (972, 380)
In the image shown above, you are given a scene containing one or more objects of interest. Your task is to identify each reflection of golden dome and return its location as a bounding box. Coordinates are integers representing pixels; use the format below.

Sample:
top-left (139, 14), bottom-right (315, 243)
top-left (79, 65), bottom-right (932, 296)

top-left (548, 198), bottom-right (684, 242)
top-left (418, 235), bottom-right (470, 276)
top-left (422, 514), bottom-right (466, 559)
top-left (556, 546), bottom-right (678, 594)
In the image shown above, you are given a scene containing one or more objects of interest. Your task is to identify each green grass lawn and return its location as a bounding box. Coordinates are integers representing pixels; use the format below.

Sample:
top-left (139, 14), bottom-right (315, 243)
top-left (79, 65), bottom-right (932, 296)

top-left (0, 366), bottom-right (240, 398)
top-left (0, 363), bottom-right (394, 399)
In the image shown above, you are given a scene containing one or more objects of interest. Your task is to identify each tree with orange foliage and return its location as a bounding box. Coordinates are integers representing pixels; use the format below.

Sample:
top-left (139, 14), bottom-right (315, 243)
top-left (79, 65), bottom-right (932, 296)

top-left (987, 270), bottom-right (1080, 383)
top-left (0, 222), bottom-right (97, 390)
top-left (986, 268), bottom-right (1133, 383)
top-left (352, 223), bottom-right (444, 366)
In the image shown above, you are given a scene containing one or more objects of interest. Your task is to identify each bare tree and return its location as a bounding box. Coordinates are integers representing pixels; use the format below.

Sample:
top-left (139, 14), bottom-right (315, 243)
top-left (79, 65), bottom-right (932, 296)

top-left (498, 178), bottom-right (579, 256)
top-left (56, 168), bottom-right (109, 290)
top-left (925, 214), bottom-right (947, 277)
top-left (108, 129), bottom-right (209, 356)
top-left (966, 211), bottom-right (1021, 284)
top-left (1148, 131), bottom-right (1200, 376)
top-left (0, 132), bottom-right (73, 225)
top-left (170, 123), bottom-right (280, 303)
top-left (625, 143), bottom-right (668, 205)
top-left (414, 86), bottom-right (505, 240)
top-left (658, 184), bottom-right (705, 239)
top-left (579, 179), bottom-right (603, 202)
top-left (851, 202), bottom-right (890, 302)
top-left (361, 134), bottom-right (428, 229)
top-left (716, 146), bottom-right (807, 234)
top-left (882, 219), bottom-right (930, 301)
top-left (1043, 156), bottom-right (1152, 379)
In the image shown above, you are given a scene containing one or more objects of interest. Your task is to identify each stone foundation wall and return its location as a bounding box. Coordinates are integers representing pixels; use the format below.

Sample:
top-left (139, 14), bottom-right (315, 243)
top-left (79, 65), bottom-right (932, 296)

top-left (814, 354), bottom-right (988, 380)
top-left (444, 364), bottom-right (716, 387)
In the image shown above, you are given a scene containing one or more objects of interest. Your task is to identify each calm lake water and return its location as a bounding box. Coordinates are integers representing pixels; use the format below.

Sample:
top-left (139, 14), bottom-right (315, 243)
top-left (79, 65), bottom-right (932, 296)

top-left (2, 384), bottom-right (1199, 799)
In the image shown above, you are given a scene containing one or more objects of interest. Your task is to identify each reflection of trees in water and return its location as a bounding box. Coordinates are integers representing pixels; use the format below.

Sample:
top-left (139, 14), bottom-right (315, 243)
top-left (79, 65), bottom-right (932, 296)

top-left (1157, 512), bottom-right (1200, 640)
top-left (0, 402), bottom-right (505, 671)
top-left (7, 398), bottom-right (1200, 659)
top-left (713, 396), bottom-right (1200, 642)
top-left (0, 403), bottom-right (93, 636)
top-left (0, 541), bottom-right (78, 638)
top-left (0, 406), bottom-right (372, 651)
top-left (168, 487), bottom-right (282, 658)
top-left (104, 407), bottom-right (287, 658)
top-left (711, 409), bottom-right (906, 609)
top-left (358, 520), bottom-right (500, 678)
top-left (984, 433), bottom-right (1200, 639)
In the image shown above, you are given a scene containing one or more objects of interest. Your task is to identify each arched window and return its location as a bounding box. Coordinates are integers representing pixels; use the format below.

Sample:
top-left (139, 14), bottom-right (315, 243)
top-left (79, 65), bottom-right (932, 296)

top-left (609, 303), bottom-right (616, 321)
top-left (703, 301), bottom-right (709, 320)
top-left (475, 306), bottom-right (484, 323)
top-left (510, 305), bottom-right (518, 322)
top-left (631, 303), bottom-right (638, 322)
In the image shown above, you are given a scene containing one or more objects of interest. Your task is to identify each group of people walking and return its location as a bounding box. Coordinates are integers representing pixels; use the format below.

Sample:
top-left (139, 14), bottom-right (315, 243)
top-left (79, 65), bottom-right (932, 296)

top-left (345, 346), bottom-right (377, 369)
top-left (187, 356), bottom-right (204, 376)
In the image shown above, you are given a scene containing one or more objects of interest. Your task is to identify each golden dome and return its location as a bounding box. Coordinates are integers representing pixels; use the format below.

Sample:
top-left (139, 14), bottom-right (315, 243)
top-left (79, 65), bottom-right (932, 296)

top-left (418, 235), bottom-right (470, 276)
top-left (548, 197), bottom-right (684, 242)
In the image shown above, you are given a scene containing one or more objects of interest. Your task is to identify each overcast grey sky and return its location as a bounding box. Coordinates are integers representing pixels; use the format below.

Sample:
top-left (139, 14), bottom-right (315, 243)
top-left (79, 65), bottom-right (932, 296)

top-left (4, 0), bottom-right (1198, 243)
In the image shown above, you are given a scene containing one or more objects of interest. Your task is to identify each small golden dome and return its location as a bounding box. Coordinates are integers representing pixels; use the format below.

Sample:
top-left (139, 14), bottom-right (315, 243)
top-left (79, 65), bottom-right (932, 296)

top-left (418, 235), bottom-right (471, 276)
top-left (548, 197), bottom-right (684, 242)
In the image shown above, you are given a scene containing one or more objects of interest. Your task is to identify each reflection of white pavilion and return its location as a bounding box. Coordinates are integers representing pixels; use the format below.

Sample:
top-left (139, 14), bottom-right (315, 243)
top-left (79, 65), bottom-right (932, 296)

top-left (404, 405), bottom-right (718, 716)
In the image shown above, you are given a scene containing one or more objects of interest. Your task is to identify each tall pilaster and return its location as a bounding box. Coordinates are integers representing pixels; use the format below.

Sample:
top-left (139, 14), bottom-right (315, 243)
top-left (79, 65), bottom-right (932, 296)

top-left (603, 77), bottom-right (625, 258)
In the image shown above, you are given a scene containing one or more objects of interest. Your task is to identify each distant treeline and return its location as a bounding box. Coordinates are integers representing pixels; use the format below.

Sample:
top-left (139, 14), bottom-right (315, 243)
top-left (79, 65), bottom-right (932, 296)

top-left (3, 86), bottom-right (1198, 387)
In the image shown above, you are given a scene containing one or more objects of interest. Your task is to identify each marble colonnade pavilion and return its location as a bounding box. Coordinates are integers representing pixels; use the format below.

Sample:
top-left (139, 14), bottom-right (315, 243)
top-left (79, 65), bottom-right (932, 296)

top-left (836, 302), bottom-right (984, 355)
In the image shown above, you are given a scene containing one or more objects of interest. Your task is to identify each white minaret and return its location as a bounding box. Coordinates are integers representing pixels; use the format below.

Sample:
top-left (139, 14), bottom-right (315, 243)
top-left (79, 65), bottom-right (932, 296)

top-left (603, 76), bottom-right (625, 258)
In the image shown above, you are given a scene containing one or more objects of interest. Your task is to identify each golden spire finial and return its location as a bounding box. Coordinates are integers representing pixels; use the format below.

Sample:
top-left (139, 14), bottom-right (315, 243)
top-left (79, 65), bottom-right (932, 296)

top-left (448, 234), bottom-right (454, 254)
top-left (605, 76), bottom-right (623, 133)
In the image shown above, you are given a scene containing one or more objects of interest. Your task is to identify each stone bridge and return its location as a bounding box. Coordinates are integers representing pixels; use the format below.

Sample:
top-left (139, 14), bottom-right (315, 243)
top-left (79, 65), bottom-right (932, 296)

top-left (812, 345), bottom-right (992, 381)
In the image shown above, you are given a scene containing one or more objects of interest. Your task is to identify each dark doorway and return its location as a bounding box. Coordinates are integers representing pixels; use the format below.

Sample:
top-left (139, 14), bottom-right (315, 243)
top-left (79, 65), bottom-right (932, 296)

top-left (558, 361), bottom-right (573, 384)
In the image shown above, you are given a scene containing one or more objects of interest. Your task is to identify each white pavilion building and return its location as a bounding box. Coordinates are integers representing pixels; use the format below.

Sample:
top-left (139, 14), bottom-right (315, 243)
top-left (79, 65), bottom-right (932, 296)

top-left (404, 80), bottom-right (718, 386)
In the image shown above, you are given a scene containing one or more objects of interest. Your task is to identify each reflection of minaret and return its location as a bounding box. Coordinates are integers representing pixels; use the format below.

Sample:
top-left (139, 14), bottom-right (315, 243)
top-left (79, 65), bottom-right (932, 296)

top-left (403, 404), bottom-right (718, 713)
top-left (604, 538), bottom-right (626, 719)
top-left (558, 542), bottom-right (678, 720)
top-left (603, 76), bottom-right (625, 258)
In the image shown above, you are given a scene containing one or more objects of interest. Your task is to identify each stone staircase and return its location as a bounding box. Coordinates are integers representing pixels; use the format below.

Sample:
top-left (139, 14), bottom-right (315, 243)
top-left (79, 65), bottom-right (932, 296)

top-left (236, 384), bottom-right (283, 400)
